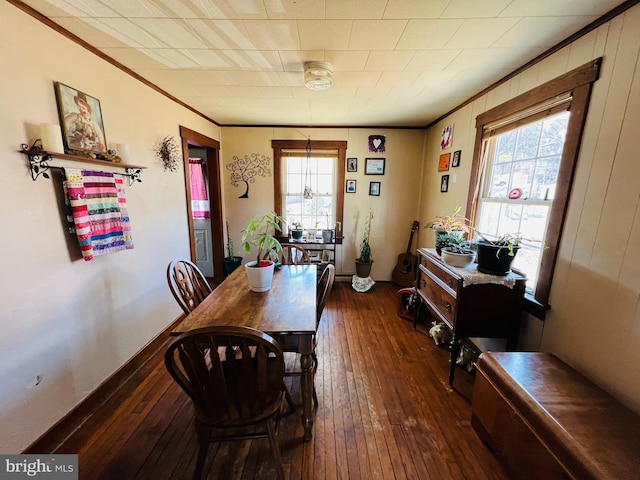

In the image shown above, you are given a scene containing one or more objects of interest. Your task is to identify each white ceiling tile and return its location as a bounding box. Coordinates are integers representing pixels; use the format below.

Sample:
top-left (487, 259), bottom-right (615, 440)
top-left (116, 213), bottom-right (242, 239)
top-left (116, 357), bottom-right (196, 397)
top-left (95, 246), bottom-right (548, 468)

top-left (133, 68), bottom-right (197, 85)
top-left (141, 48), bottom-right (200, 68)
top-left (444, 18), bottom-right (520, 49)
top-left (83, 17), bottom-right (164, 48)
top-left (341, 71), bottom-right (381, 87)
top-left (349, 20), bottom-right (408, 50)
top-left (324, 51), bottom-right (370, 71)
top-left (52, 17), bottom-right (127, 48)
top-left (96, 0), bottom-right (166, 17)
top-left (263, 0), bottom-right (326, 19)
top-left (364, 51), bottom-right (415, 71)
top-left (185, 19), bottom-right (253, 50)
top-left (377, 71), bottom-right (421, 88)
top-left (440, 0), bottom-right (512, 19)
top-left (229, 71), bottom-right (286, 86)
top-left (131, 18), bottom-right (208, 48)
top-left (326, 0), bottom-right (388, 19)
top-left (241, 20), bottom-right (300, 49)
top-left (405, 50), bottom-right (461, 71)
top-left (396, 19), bottom-right (464, 49)
top-left (297, 21), bottom-right (352, 50)
top-left (383, 0), bottom-right (449, 19)
top-left (181, 49), bottom-right (231, 68)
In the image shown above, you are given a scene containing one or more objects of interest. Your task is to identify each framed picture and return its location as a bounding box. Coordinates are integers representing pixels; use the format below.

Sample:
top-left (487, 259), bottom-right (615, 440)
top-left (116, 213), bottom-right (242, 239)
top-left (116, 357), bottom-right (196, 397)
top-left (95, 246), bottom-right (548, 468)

top-left (452, 150), bottom-right (461, 167)
top-left (347, 157), bottom-right (358, 172)
top-left (365, 158), bottom-right (385, 175)
top-left (321, 250), bottom-right (332, 263)
top-left (441, 174), bottom-right (450, 193)
top-left (438, 153), bottom-right (451, 172)
top-left (55, 82), bottom-right (107, 155)
top-left (346, 179), bottom-right (357, 193)
top-left (441, 124), bottom-right (453, 150)
top-left (369, 181), bottom-right (381, 196)
top-left (368, 135), bottom-right (386, 153)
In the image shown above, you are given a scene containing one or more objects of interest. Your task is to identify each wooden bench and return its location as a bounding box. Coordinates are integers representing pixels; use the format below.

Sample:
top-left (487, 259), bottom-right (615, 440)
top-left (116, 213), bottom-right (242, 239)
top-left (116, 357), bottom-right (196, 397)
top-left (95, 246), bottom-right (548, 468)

top-left (471, 352), bottom-right (640, 480)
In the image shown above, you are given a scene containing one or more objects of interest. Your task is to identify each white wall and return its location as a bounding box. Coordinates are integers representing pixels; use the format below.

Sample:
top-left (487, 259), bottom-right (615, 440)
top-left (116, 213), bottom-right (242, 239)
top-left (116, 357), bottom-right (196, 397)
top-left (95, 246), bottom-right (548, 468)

top-left (0, 3), bottom-right (220, 452)
top-left (417, 4), bottom-right (640, 413)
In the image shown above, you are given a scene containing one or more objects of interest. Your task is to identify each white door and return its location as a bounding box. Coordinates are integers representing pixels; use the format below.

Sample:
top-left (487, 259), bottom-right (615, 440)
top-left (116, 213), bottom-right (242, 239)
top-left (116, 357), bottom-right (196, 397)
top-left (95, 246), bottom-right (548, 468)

top-left (194, 218), bottom-right (214, 277)
top-left (189, 148), bottom-right (214, 277)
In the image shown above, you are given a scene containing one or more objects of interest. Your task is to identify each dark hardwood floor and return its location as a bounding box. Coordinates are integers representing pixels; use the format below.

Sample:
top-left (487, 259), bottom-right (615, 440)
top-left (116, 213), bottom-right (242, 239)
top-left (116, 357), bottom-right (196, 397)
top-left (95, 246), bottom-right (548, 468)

top-left (53, 282), bottom-right (507, 479)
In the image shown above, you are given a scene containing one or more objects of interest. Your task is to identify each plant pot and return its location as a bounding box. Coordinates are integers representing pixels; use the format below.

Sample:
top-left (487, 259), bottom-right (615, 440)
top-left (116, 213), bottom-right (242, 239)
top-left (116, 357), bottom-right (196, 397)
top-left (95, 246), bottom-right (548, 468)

top-left (223, 256), bottom-right (242, 276)
top-left (441, 249), bottom-right (475, 268)
top-left (355, 259), bottom-right (373, 278)
top-left (476, 241), bottom-right (519, 276)
top-left (245, 260), bottom-right (275, 292)
top-left (322, 229), bottom-right (334, 243)
top-left (291, 229), bottom-right (303, 240)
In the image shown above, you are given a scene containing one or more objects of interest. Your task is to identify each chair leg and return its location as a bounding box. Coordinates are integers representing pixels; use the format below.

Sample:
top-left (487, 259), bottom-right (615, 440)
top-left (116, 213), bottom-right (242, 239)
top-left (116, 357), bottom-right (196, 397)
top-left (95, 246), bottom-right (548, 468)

top-left (283, 381), bottom-right (296, 412)
top-left (266, 418), bottom-right (285, 480)
top-left (193, 424), bottom-right (211, 480)
top-left (312, 385), bottom-right (318, 408)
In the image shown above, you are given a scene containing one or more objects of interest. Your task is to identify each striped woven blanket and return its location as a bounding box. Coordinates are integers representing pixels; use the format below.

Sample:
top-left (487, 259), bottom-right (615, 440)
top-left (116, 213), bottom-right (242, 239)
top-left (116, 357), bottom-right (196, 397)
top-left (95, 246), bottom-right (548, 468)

top-left (64, 168), bottom-right (134, 261)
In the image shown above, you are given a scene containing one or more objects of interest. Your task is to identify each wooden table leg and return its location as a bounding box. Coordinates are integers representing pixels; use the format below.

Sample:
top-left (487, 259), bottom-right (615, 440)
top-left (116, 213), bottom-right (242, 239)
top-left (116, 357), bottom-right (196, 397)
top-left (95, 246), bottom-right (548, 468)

top-left (300, 351), bottom-right (314, 441)
top-left (449, 337), bottom-right (460, 387)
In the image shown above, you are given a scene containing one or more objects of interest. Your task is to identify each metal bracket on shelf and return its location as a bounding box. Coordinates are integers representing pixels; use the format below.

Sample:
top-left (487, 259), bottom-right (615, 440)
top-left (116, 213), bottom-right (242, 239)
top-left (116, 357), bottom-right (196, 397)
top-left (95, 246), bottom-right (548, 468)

top-left (20, 140), bottom-right (143, 185)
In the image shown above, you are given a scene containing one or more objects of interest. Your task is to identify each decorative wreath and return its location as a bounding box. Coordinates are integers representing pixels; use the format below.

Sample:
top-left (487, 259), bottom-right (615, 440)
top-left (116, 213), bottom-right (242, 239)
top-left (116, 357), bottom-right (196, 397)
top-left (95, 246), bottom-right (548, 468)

top-left (154, 136), bottom-right (181, 171)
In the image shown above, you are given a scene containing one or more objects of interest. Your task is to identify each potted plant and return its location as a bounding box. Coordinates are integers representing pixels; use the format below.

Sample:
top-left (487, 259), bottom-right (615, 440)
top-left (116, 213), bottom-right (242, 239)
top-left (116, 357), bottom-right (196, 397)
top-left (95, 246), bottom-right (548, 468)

top-left (425, 206), bottom-right (471, 255)
top-left (289, 220), bottom-right (303, 240)
top-left (440, 241), bottom-right (476, 268)
top-left (241, 212), bottom-right (285, 291)
top-left (355, 210), bottom-right (374, 277)
top-left (223, 221), bottom-right (242, 276)
top-left (474, 232), bottom-right (522, 275)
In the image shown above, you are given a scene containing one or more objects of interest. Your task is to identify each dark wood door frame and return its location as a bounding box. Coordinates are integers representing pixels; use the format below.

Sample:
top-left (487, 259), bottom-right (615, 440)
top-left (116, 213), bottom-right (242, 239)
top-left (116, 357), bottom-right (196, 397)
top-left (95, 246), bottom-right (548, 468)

top-left (179, 126), bottom-right (224, 286)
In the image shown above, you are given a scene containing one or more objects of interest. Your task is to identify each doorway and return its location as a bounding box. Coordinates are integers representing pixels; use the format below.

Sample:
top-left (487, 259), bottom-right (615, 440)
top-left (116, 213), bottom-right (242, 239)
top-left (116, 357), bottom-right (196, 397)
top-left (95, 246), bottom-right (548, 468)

top-left (179, 126), bottom-right (224, 287)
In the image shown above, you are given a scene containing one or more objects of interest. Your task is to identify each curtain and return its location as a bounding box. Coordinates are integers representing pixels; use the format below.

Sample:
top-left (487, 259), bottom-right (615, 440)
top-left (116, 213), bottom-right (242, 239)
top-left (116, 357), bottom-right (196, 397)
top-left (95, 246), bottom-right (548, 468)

top-left (189, 158), bottom-right (210, 219)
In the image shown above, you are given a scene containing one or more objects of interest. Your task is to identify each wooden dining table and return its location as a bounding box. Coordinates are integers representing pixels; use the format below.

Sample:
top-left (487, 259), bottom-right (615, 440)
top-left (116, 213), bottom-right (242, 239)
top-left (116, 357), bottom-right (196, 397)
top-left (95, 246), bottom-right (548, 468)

top-left (173, 264), bottom-right (318, 441)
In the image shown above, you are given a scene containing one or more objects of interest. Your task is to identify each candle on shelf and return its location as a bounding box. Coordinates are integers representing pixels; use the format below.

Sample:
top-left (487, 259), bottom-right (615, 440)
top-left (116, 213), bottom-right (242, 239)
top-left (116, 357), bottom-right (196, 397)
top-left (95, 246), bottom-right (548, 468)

top-left (114, 143), bottom-right (130, 163)
top-left (39, 123), bottom-right (64, 153)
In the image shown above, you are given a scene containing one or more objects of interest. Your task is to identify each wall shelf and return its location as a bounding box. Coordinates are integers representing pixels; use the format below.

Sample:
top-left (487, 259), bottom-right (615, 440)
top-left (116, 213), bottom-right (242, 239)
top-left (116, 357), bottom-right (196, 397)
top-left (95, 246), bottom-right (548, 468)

top-left (20, 140), bottom-right (146, 185)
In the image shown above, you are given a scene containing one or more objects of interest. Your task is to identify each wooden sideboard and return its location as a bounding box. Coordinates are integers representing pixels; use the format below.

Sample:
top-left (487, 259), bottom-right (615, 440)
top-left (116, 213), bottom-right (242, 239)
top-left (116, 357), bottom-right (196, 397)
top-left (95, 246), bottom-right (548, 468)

top-left (414, 248), bottom-right (526, 386)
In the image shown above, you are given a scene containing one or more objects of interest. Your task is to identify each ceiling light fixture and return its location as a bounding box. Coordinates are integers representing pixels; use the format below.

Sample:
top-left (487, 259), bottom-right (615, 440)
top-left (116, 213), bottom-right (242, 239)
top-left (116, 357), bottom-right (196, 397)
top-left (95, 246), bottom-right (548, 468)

top-left (304, 61), bottom-right (333, 90)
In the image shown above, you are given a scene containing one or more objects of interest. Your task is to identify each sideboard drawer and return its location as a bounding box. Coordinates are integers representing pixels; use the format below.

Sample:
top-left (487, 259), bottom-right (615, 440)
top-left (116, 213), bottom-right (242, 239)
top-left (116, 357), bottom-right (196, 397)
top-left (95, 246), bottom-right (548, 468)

top-left (419, 266), bottom-right (457, 327)
top-left (425, 258), bottom-right (461, 296)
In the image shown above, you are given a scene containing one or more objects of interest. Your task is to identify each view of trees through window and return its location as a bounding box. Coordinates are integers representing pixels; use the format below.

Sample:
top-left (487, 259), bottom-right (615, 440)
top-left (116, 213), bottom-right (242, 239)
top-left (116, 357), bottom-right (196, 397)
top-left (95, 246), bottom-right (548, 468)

top-left (284, 155), bottom-right (336, 233)
top-left (476, 111), bottom-right (570, 294)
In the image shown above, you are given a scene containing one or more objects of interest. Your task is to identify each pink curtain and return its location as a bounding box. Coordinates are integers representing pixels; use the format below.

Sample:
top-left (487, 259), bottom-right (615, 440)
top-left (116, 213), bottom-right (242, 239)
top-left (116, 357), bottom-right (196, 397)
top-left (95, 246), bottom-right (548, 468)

top-left (189, 158), bottom-right (210, 219)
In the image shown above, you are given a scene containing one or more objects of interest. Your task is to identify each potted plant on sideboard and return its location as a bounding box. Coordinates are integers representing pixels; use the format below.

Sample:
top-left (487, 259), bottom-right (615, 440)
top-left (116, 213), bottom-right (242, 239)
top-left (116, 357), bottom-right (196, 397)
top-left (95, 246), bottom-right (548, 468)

top-left (425, 206), bottom-right (471, 255)
top-left (223, 221), bottom-right (242, 276)
top-left (241, 212), bottom-right (285, 291)
top-left (355, 210), bottom-right (374, 278)
top-left (474, 232), bottom-right (522, 275)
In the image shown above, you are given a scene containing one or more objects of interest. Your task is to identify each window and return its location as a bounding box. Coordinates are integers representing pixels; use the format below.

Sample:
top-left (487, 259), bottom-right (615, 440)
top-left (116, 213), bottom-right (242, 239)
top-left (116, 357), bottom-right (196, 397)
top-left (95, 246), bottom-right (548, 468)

top-left (466, 59), bottom-right (601, 318)
top-left (272, 140), bottom-right (346, 241)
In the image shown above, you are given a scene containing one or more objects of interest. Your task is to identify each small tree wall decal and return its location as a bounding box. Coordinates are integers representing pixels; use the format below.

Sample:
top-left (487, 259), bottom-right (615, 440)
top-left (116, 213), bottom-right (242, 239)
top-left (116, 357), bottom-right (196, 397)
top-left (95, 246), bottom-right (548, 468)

top-left (226, 153), bottom-right (272, 198)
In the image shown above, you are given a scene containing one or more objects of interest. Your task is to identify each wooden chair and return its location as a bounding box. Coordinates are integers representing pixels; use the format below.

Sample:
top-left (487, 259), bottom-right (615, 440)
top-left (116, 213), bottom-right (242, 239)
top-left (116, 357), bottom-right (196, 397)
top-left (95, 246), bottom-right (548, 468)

top-left (167, 258), bottom-right (212, 315)
top-left (164, 326), bottom-right (286, 480)
top-left (264, 243), bottom-right (311, 265)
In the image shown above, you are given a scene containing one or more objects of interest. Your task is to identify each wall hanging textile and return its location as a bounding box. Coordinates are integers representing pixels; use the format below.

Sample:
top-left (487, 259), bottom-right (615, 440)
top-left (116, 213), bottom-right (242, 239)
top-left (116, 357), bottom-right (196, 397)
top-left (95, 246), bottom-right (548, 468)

top-left (64, 168), bottom-right (134, 261)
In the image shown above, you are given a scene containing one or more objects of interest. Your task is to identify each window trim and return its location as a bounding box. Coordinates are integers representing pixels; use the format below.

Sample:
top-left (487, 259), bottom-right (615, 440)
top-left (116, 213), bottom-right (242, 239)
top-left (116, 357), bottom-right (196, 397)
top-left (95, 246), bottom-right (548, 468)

top-left (272, 140), bottom-right (346, 243)
top-left (465, 58), bottom-right (601, 318)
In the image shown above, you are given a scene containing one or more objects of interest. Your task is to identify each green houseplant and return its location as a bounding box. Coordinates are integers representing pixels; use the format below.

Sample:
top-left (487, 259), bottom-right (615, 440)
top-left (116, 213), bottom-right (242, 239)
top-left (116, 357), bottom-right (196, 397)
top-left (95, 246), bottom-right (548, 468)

top-left (223, 221), bottom-right (242, 276)
top-left (241, 212), bottom-right (285, 291)
top-left (355, 210), bottom-right (374, 277)
top-left (425, 206), bottom-right (471, 254)
top-left (474, 232), bottom-right (522, 275)
top-left (289, 219), bottom-right (303, 240)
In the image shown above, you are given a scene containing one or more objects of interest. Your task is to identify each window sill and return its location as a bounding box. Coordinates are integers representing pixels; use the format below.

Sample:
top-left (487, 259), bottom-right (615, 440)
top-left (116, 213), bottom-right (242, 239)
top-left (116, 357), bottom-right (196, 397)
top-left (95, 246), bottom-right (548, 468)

top-left (523, 293), bottom-right (549, 320)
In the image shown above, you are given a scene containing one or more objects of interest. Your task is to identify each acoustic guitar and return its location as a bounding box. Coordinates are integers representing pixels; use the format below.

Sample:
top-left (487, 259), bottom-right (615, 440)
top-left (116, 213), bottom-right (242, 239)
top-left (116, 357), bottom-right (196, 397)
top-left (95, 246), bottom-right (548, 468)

top-left (392, 221), bottom-right (420, 287)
